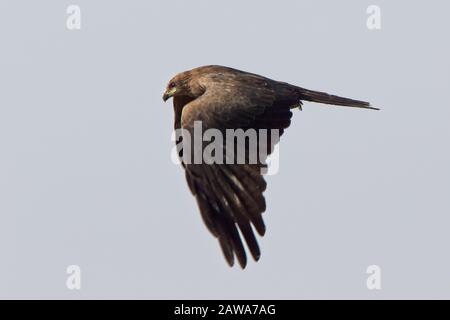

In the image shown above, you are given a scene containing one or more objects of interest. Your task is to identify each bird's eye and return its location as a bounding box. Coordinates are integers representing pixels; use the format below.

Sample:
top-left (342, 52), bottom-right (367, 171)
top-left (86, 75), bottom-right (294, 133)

top-left (169, 82), bottom-right (176, 88)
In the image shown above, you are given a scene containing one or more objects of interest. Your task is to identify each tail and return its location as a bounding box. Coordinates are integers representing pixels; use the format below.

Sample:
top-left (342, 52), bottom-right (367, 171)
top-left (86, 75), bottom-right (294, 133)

top-left (296, 87), bottom-right (379, 110)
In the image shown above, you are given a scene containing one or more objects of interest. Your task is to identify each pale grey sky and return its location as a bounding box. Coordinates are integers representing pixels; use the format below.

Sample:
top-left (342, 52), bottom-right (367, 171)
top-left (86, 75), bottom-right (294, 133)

top-left (1, 0), bottom-right (449, 299)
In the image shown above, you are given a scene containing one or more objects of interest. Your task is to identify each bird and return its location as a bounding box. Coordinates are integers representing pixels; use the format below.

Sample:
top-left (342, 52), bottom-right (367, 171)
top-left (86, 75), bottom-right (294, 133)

top-left (162, 65), bottom-right (377, 269)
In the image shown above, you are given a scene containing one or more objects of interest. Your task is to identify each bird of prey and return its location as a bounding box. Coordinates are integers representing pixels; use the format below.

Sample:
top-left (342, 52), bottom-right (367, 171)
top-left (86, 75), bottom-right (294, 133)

top-left (162, 65), bottom-right (377, 269)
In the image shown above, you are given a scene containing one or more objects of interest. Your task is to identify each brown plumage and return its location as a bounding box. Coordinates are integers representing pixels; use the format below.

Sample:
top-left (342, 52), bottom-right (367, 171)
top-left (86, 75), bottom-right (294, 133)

top-left (162, 65), bottom-right (377, 269)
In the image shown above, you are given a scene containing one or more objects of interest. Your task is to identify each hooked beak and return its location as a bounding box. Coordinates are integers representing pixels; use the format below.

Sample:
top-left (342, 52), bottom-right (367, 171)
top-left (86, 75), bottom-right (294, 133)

top-left (162, 87), bottom-right (176, 102)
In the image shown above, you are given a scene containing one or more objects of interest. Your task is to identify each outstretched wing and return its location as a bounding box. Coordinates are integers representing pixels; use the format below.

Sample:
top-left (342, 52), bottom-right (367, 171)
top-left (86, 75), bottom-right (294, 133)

top-left (177, 70), bottom-right (297, 268)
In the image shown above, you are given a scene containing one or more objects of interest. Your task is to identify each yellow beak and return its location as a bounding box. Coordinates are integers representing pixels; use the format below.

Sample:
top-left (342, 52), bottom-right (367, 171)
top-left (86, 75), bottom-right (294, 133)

top-left (162, 87), bottom-right (176, 102)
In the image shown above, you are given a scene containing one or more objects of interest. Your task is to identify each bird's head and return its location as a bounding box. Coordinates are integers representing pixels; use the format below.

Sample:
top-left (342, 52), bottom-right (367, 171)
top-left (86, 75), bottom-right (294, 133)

top-left (162, 72), bottom-right (192, 102)
top-left (163, 70), bottom-right (205, 102)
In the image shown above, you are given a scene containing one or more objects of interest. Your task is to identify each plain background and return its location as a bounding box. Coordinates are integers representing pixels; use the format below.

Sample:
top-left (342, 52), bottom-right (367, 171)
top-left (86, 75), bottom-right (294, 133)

top-left (1, 0), bottom-right (449, 299)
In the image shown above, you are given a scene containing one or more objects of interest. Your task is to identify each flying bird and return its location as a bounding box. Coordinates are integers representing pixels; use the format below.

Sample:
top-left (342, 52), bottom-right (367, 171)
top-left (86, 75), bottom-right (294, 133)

top-left (163, 65), bottom-right (377, 269)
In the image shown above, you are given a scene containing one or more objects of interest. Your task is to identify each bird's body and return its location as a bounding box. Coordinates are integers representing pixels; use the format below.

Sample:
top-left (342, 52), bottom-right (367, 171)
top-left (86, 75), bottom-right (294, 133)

top-left (163, 65), bottom-right (376, 268)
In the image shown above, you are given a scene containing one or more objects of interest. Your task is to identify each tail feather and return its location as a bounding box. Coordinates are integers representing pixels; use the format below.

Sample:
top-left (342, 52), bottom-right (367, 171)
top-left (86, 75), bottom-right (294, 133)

top-left (296, 87), bottom-right (379, 110)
